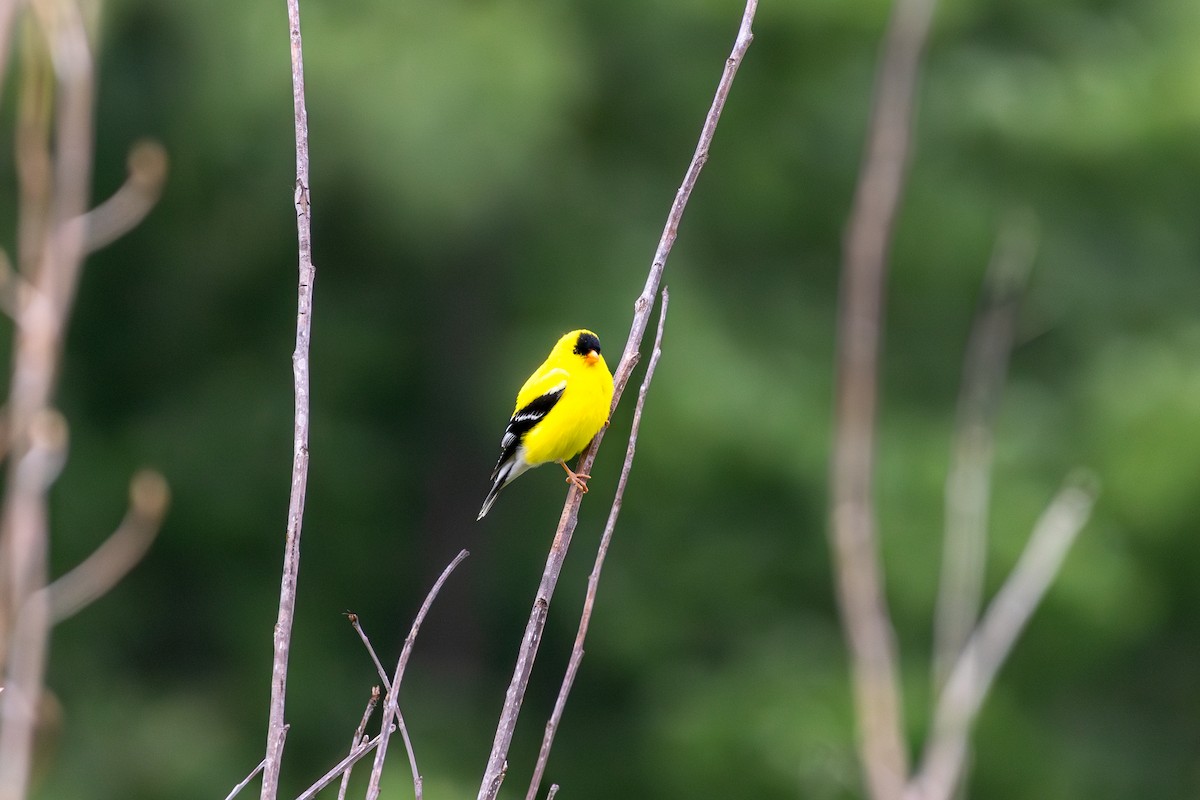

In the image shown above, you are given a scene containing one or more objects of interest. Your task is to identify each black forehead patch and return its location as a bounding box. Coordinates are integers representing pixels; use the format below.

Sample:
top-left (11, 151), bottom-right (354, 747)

top-left (573, 331), bottom-right (601, 356)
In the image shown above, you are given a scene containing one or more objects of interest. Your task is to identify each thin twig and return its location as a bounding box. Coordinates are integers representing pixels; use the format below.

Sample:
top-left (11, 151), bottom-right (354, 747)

top-left (76, 139), bottom-right (168, 254)
top-left (828, 0), bottom-right (938, 796)
top-left (393, 704), bottom-right (424, 800)
top-left (546, 786), bottom-right (559, 800)
top-left (336, 686), bottom-right (380, 800)
top-left (476, 5), bottom-right (757, 797)
top-left (225, 758), bottom-right (267, 800)
top-left (347, 612), bottom-right (423, 800)
top-left (48, 469), bottom-right (169, 622)
top-left (525, 289), bottom-right (669, 800)
top-left (364, 549), bottom-right (469, 800)
top-left (348, 613), bottom-right (392, 687)
top-left (261, 0), bottom-right (316, 796)
top-left (908, 477), bottom-right (1096, 800)
top-left (293, 731), bottom-right (388, 800)
top-left (932, 213), bottom-right (1036, 689)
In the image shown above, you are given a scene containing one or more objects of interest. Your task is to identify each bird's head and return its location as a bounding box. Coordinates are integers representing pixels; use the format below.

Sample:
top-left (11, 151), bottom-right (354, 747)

top-left (562, 329), bottom-right (604, 367)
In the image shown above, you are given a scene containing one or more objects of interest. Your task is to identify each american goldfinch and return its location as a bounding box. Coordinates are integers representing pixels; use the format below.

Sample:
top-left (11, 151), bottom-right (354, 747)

top-left (478, 329), bottom-right (615, 520)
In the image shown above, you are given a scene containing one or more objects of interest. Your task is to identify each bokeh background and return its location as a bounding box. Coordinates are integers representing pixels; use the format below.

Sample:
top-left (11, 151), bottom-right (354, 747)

top-left (14, 0), bottom-right (1200, 797)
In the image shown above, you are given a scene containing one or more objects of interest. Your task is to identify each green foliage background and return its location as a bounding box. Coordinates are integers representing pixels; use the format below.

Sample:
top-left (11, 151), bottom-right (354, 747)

top-left (15, 0), bottom-right (1200, 797)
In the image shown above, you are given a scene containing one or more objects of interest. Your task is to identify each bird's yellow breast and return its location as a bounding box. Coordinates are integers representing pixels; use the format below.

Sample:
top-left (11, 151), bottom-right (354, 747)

top-left (520, 356), bottom-right (614, 466)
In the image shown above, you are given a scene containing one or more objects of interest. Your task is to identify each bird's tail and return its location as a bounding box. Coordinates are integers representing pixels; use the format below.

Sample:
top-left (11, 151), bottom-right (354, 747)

top-left (477, 463), bottom-right (513, 520)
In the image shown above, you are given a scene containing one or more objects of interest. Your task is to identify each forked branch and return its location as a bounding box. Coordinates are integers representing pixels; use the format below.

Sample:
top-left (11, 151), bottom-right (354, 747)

top-left (525, 289), bottom-right (669, 800)
top-left (365, 549), bottom-right (469, 800)
top-left (475, 4), bottom-right (758, 797)
top-left (909, 477), bottom-right (1096, 800)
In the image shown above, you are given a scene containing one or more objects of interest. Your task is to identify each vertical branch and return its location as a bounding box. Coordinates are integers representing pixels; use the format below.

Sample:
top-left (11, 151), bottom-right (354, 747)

top-left (829, 0), bottom-right (938, 796)
top-left (525, 289), bottom-right (669, 800)
top-left (260, 0), bottom-right (315, 797)
top-left (0, 2), bottom-right (95, 796)
top-left (932, 214), bottom-right (1036, 689)
top-left (475, 5), bottom-right (757, 798)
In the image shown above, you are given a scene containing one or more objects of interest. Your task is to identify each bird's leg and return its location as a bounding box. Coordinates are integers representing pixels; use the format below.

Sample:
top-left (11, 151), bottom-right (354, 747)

top-left (557, 460), bottom-right (590, 493)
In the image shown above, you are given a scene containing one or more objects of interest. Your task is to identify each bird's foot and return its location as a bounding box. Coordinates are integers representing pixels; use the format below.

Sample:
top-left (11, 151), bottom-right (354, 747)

top-left (558, 461), bottom-right (590, 493)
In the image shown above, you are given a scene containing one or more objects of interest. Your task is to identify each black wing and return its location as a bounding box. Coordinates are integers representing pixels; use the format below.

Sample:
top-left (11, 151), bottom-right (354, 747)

top-left (490, 387), bottom-right (565, 480)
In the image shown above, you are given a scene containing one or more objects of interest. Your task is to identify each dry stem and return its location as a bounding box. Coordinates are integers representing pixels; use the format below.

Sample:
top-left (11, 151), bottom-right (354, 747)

top-left (225, 758), bottom-right (267, 800)
top-left (347, 613), bottom-right (424, 800)
top-left (475, 5), bottom-right (757, 797)
top-left (336, 686), bottom-right (380, 800)
top-left (260, 0), bottom-right (316, 796)
top-left (932, 213), bottom-right (1036, 689)
top-left (48, 470), bottom-right (169, 622)
top-left (0, 6), bottom-right (96, 796)
top-left (364, 549), bottom-right (469, 800)
top-left (908, 477), bottom-right (1096, 800)
top-left (525, 289), bottom-right (669, 800)
top-left (77, 139), bottom-right (168, 253)
top-left (828, 0), bottom-right (938, 796)
top-left (294, 733), bottom-right (386, 800)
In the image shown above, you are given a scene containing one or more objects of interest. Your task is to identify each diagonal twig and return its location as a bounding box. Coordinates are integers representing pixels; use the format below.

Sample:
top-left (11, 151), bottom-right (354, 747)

top-left (48, 469), bottom-right (169, 622)
top-left (346, 612), bottom-right (424, 800)
top-left (364, 549), bottom-right (470, 800)
top-left (525, 289), bottom-right (669, 800)
top-left (75, 139), bottom-right (169, 254)
top-left (348, 613), bottom-right (391, 686)
top-left (261, 0), bottom-right (316, 796)
top-left (908, 476), bottom-right (1096, 800)
top-left (335, 686), bottom-right (379, 800)
top-left (225, 758), bottom-right (267, 800)
top-left (828, 0), bottom-right (938, 796)
top-left (293, 732), bottom-right (386, 800)
top-left (475, 5), bottom-right (758, 797)
top-left (932, 212), bottom-right (1037, 689)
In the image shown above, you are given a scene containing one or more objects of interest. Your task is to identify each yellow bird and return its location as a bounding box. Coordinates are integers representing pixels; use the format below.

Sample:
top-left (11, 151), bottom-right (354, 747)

top-left (478, 329), bottom-right (615, 520)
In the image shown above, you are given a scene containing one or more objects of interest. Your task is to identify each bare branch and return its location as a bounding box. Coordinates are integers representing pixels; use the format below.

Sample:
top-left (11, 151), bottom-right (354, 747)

top-left (546, 786), bottom-right (559, 800)
top-left (909, 476), bottom-right (1096, 800)
top-left (336, 686), bottom-right (380, 800)
top-left (261, 0), bottom-right (316, 795)
top-left (77, 139), bottom-right (169, 254)
top-left (364, 549), bottom-right (469, 800)
top-left (525, 289), bottom-right (669, 800)
top-left (392, 705), bottom-right (424, 800)
top-left (828, 0), bottom-right (938, 796)
top-left (345, 613), bottom-right (423, 800)
top-left (48, 469), bottom-right (169, 622)
top-left (0, 3), bottom-right (97, 793)
top-left (348, 613), bottom-right (391, 687)
top-left (293, 731), bottom-right (386, 800)
top-left (476, 5), bottom-right (758, 796)
top-left (225, 759), bottom-right (267, 800)
top-left (932, 212), bottom-right (1037, 688)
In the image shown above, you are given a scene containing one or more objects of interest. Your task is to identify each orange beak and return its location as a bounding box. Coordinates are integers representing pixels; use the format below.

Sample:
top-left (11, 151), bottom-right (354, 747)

top-left (585, 351), bottom-right (600, 366)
